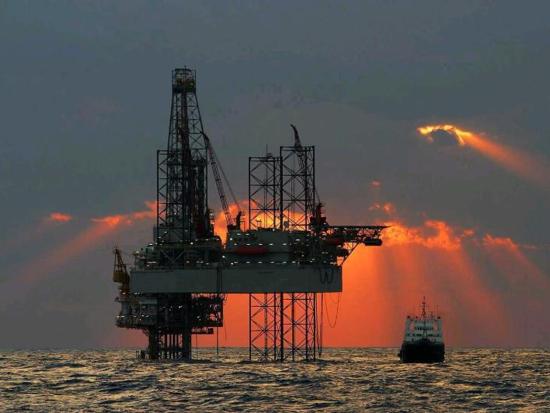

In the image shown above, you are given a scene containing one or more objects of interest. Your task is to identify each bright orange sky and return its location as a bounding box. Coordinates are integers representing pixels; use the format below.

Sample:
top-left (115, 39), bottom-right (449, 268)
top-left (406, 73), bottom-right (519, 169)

top-left (108, 201), bottom-right (549, 349)
top-left (9, 199), bottom-right (548, 349)
top-left (191, 223), bottom-right (544, 348)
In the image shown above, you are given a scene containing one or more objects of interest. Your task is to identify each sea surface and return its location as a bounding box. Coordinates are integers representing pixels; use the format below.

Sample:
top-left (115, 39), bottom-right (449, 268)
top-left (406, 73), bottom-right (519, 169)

top-left (0, 348), bottom-right (548, 412)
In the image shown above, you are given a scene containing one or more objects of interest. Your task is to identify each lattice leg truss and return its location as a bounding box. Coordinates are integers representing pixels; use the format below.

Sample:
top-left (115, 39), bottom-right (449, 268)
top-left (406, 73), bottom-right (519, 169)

top-left (249, 293), bottom-right (319, 362)
top-left (249, 293), bottom-right (281, 361)
top-left (142, 293), bottom-right (222, 361)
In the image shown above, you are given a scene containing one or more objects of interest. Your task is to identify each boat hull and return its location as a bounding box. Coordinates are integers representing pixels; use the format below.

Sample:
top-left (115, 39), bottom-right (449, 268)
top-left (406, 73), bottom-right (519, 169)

top-left (399, 340), bottom-right (445, 363)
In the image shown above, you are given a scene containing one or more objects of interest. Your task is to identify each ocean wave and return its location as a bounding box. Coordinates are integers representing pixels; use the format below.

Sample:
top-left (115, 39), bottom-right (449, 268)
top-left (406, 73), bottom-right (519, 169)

top-left (0, 348), bottom-right (547, 412)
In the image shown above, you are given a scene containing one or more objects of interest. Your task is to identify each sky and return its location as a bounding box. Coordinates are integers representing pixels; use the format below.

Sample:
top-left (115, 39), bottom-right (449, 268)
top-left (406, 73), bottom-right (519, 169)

top-left (1, 0), bottom-right (549, 348)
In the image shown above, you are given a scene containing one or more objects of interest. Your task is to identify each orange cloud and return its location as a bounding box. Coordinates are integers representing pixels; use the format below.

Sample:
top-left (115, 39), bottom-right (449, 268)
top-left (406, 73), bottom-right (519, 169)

top-left (482, 234), bottom-right (519, 251)
top-left (92, 214), bottom-right (128, 227)
top-left (13, 201), bottom-right (157, 285)
top-left (47, 212), bottom-right (73, 223)
top-left (383, 219), bottom-right (471, 251)
top-left (368, 202), bottom-right (396, 216)
top-left (418, 124), bottom-right (550, 188)
top-left (91, 201), bottom-right (156, 228)
top-left (129, 200), bottom-right (157, 220)
top-left (418, 124), bottom-right (467, 146)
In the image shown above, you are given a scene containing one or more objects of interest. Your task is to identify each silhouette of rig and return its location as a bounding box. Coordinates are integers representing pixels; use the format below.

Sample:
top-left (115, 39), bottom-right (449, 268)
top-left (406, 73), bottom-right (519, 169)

top-left (113, 68), bottom-right (385, 362)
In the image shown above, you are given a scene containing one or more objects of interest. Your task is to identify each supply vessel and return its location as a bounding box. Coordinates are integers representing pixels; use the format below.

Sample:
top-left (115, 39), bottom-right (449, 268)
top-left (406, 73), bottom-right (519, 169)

top-left (398, 297), bottom-right (444, 363)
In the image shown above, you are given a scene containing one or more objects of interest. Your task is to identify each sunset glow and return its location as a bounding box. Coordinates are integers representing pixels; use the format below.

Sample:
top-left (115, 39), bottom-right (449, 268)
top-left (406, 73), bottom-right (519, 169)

top-left (18, 219), bottom-right (122, 284)
top-left (195, 202), bottom-right (549, 348)
top-left (383, 219), bottom-right (467, 251)
top-left (14, 201), bottom-right (157, 285)
top-left (482, 234), bottom-right (550, 292)
top-left (213, 202), bottom-right (247, 242)
top-left (418, 124), bottom-right (467, 145)
top-left (418, 124), bottom-right (550, 188)
top-left (91, 200), bottom-right (156, 228)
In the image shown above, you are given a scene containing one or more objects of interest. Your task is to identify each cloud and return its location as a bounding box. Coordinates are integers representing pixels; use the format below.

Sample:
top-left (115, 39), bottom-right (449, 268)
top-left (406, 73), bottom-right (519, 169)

top-left (91, 200), bottom-right (156, 228)
top-left (383, 219), bottom-right (470, 251)
top-left (481, 234), bottom-right (518, 250)
top-left (418, 124), bottom-right (466, 146)
top-left (6, 201), bottom-right (157, 286)
top-left (417, 124), bottom-right (550, 188)
top-left (369, 202), bottom-right (396, 216)
top-left (47, 212), bottom-right (73, 223)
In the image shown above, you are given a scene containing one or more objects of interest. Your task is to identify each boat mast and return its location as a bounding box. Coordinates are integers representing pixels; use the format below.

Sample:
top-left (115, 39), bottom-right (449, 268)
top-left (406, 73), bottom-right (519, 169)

top-left (421, 296), bottom-right (427, 338)
top-left (422, 296), bottom-right (427, 318)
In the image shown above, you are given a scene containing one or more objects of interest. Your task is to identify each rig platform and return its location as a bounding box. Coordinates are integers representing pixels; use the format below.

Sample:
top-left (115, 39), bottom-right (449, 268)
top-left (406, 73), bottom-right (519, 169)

top-left (113, 68), bottom-right (385, 361)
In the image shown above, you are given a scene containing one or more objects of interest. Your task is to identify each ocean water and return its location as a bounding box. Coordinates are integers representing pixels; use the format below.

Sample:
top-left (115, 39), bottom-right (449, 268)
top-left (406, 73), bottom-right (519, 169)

top-left (0, 348), bottom-right (548, 412)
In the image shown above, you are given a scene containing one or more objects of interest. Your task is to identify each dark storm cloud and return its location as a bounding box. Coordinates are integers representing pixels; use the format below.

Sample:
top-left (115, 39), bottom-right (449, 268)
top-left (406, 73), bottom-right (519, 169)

top-left (0, 0), bottom-right (549, 347)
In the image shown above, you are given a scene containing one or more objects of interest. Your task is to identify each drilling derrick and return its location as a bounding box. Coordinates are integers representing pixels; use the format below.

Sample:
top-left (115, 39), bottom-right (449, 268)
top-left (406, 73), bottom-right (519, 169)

top-left (157, 68), bottom-right (210, 259)
top-left (113, 68), bottom-right (386, 362)
top-left (114, 68), bottom-right (223, 360)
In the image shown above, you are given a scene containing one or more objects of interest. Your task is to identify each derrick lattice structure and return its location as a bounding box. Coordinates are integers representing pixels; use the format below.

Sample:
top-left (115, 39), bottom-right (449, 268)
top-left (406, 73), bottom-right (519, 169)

top-left (115, 68), bottom-right (223, 361)
top-left (157, 68), bottom-right (210, 258)
top-left (248, 140), bottom-right (319, 362)
top-left (280, 144), bottom-right (315, 231)
top-left (249, 154), bottom-right (281, 230)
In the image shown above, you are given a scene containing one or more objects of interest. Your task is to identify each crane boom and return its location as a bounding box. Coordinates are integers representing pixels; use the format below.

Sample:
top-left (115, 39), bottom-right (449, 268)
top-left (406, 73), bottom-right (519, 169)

top-left (203, 133), bottom-right (241, 230)
top-left (291, 124), bottom-right (301, 147)
top-left (291, 124), bottom-right (321, 208)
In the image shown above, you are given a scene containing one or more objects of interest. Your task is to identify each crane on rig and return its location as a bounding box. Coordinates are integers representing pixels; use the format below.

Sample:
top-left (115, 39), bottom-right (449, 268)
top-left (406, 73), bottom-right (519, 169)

top-left (291, 123), bottom-right (322, 219)
top-left (202, 132), bottom-right (242, 230)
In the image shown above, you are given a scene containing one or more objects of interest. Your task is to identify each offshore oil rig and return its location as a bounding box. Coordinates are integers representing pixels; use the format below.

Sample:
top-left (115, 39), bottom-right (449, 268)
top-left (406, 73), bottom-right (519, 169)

top-left (112, 68), bottom-right (385, 361)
